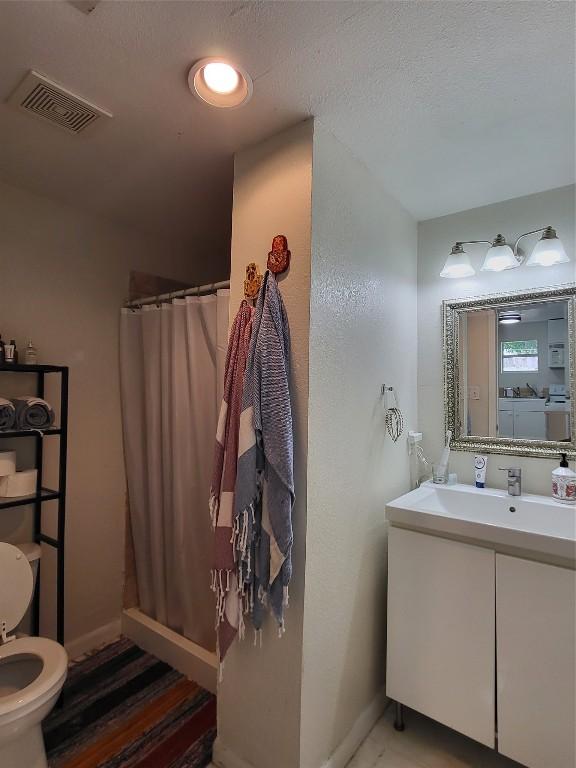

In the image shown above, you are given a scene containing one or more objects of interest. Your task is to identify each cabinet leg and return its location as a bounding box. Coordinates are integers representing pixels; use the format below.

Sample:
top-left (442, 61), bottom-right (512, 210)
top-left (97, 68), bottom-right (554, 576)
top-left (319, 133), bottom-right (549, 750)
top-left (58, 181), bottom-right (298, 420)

top-left (393, 702), bottom-right (405, 731)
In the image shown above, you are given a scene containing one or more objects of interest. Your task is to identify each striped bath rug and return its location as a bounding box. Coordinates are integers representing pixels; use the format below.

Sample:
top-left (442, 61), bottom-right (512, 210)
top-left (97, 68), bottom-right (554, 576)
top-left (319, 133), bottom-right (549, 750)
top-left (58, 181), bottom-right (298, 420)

top-left (44, 636), bottom-right (216, 768)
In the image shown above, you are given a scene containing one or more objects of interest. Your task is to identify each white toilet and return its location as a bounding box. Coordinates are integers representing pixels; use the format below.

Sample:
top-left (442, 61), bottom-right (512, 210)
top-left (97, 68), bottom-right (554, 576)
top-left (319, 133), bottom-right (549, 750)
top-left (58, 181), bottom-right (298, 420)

top-left (0, 542), bottom-right (68, 768)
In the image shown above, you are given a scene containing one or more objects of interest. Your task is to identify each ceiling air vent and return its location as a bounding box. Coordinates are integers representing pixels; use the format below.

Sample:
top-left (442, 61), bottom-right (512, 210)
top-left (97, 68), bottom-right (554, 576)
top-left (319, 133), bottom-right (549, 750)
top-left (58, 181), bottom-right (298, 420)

top-left (7, 70), bottom-right (112, 135)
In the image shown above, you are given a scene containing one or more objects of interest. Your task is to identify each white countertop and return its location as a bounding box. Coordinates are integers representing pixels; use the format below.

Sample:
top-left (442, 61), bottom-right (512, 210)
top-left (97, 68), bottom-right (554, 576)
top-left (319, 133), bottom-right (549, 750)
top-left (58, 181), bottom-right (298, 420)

top-left (386, 481), bottom-right (576, 563)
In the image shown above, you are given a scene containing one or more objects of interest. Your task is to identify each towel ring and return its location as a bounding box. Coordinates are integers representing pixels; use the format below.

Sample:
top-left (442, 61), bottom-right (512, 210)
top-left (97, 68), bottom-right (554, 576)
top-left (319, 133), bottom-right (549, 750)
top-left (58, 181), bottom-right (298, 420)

top-left (381, 385), bottom-right (404, 442)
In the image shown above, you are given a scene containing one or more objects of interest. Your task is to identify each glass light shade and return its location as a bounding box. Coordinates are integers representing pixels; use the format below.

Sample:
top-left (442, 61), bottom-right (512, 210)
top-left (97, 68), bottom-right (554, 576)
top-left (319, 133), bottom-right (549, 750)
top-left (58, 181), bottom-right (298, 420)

top-left (440, 251), bottom-right (475, 279)
top-left (481, 243), bottom-right (518, 272)
top-left (525, 236), bottom-right (569, 267)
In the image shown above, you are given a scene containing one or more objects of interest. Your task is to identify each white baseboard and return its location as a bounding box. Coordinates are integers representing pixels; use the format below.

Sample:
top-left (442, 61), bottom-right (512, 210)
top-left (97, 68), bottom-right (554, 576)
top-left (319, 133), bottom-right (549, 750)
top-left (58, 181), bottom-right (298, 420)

top-left (321, 690), bottom-right (389, 768)
top-left (65, 618), bottom-right (122, 660)
top-left (122, 607), bottom-right (218, 694)
top-left (212, 739), bottom-right (256, 768)
top-left (213, 690), bottom-right (389, 768)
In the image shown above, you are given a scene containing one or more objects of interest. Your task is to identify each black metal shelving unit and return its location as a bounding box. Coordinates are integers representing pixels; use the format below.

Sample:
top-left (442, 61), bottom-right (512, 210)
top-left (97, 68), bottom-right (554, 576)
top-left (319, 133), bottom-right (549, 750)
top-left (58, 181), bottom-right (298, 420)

top-left (0, 363), bottom-right (68, 645)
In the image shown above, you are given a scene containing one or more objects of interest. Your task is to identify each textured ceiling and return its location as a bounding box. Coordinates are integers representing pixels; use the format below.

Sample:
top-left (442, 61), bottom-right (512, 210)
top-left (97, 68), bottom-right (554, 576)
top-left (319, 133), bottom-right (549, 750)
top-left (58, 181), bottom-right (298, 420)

top-left (0, 1), bottom-right (574, 260)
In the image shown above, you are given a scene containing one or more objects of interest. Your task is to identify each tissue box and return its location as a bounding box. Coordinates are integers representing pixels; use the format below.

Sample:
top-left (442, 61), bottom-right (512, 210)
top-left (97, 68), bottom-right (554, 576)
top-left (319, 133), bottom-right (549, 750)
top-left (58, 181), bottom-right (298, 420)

top-left (0, 451), bottom-right (16, 477)
top-left (0, 469), bottom-right (37, 497)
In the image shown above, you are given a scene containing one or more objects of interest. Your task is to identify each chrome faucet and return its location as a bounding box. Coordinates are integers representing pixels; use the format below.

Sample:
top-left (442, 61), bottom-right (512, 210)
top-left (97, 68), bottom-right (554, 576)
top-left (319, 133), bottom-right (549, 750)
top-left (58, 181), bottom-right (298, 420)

top-left (499, 467), bottom-right (522, 496)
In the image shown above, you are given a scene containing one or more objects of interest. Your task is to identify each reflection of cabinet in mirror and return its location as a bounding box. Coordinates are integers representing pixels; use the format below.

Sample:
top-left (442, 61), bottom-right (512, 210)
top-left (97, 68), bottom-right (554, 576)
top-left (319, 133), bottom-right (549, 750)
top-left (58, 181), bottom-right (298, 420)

top-left (498, 398), bottom-right (546, 439)
top-left (548, 318), bottom-right (566, 368)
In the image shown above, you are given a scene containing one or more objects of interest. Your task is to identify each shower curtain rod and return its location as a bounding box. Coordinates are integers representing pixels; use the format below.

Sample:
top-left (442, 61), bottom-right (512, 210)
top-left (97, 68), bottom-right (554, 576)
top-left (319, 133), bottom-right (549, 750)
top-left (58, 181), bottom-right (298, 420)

top-left (125, 279), bottom-right (230, 308)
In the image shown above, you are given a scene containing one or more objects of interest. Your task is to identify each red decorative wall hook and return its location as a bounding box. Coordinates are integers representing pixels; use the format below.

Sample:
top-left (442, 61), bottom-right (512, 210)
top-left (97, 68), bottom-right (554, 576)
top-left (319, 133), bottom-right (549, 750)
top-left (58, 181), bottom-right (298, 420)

top-left (267, 235), bottom-right (291, 276)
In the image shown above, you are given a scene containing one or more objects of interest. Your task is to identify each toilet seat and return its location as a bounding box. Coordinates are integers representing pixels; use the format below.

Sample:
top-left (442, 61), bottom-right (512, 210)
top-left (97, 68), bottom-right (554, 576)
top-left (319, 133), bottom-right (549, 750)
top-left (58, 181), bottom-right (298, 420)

top-left (0, 636), bottom-right (68, 723)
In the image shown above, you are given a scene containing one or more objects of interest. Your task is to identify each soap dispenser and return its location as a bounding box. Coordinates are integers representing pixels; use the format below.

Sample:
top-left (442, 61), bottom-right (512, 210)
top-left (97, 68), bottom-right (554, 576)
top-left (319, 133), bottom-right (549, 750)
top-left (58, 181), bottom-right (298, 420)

top-left (552, 453), bottom-right (576, 504)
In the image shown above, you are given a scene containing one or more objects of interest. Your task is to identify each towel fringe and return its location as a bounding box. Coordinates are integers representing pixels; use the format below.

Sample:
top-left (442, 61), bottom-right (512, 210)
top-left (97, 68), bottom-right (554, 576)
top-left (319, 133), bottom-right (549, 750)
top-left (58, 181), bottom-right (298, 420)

top-left (211, 567), bottom-right (237, 628)
top-left (238, 606), bottom-right (246, 641)
top-left (209, 492), bottom-right (219, 529)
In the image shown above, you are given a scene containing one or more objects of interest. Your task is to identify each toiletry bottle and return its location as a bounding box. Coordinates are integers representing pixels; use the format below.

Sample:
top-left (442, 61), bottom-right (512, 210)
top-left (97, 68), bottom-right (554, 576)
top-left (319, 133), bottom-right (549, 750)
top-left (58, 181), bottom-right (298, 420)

top-left (4, 339), bottom-right (16, 364)
top-left (552, 453), bottom-right (576, 504)
top-left (474, 454), bottom-right (488, 488)
top-left (24, 340), bottom-right (38, 365)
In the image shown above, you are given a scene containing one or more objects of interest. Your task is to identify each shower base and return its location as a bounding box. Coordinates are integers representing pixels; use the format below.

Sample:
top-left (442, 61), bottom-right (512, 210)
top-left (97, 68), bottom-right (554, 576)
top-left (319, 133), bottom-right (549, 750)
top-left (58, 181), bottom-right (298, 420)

top-left (122, 607), bottom-right (217, 694)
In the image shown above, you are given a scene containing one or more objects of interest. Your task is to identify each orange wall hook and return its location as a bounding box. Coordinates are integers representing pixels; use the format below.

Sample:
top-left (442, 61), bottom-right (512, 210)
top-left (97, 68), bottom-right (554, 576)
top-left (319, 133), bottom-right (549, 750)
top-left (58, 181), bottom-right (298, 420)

top-left (244, 262), bottom-right (263, 301)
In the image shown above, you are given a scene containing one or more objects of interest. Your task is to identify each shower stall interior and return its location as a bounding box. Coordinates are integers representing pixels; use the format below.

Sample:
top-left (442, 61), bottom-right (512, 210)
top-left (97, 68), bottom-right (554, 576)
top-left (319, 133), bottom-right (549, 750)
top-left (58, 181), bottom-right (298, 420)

top-left (119, 281), bottom-right (230, 693)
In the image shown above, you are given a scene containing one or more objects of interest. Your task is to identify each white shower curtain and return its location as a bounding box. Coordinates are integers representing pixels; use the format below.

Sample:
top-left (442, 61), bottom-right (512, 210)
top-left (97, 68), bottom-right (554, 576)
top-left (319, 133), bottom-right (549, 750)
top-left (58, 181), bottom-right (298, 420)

top-left (120, 290), bottom-right (229, 652)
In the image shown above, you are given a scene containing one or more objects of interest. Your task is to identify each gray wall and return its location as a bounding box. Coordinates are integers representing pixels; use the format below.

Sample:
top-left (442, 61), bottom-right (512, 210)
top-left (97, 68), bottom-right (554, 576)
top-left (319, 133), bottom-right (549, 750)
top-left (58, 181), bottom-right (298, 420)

top-left (418, 185), bottom-right (575, 494)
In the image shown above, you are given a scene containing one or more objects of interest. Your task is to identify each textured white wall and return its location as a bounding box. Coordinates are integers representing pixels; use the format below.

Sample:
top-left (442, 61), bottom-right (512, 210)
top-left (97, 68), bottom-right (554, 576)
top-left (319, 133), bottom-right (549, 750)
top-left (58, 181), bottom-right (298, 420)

top-left (217, 120), bottom-right (418, 768)
top-left (0, 179), bottom-right (201, 652)
top-left (418, 185), bottom-right (576, 494)
top-left (215, 120), bottom-right (313, 768)
top-left (301, 125), bottom-right (418, 768)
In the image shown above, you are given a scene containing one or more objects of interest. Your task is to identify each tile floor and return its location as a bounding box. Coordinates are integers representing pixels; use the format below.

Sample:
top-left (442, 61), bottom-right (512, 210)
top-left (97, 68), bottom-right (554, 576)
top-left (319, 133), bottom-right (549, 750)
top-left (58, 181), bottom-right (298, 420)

top-left (209, 703), bottom-right (525, 768)
top-left (346, 705), bottom-right (524, 768)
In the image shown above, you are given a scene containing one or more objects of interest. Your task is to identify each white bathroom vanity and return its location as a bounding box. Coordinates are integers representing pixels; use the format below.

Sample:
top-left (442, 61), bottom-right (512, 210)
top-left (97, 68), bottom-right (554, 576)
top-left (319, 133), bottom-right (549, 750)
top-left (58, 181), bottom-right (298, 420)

top-left (386, 481), bottom-right (576, 768)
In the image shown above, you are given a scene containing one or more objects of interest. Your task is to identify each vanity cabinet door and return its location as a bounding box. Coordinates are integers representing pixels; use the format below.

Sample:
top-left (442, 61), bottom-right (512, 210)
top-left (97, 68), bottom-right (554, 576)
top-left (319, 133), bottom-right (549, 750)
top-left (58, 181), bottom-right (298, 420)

top-left (386, 527), bottom-right (495, 747)
top-left (496, 554), bottom-right (576, 768)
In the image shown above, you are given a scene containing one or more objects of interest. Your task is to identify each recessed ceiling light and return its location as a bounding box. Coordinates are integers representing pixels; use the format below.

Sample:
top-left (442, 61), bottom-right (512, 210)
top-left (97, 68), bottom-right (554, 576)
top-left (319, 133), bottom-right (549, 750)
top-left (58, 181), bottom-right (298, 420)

top-left (499, 312), bottom-right (522, 325)
top-left (203, 63), bottom-right (239, 95)
top-left (188, 58), bottom-right (253, 109)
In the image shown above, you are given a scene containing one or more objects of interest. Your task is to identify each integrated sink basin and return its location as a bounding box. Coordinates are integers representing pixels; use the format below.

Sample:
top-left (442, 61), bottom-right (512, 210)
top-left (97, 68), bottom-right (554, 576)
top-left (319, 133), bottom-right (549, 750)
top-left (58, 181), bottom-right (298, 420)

top-left (386, 481), bottom-right (576, 562)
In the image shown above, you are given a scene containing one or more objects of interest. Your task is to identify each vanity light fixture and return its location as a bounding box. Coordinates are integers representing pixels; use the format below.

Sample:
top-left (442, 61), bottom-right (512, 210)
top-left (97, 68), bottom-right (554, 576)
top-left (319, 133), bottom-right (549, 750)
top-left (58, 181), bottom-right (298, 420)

top-left (188, 58), bottom-right (253, 108)
top-left (441, 225), bottom-right (569, 278)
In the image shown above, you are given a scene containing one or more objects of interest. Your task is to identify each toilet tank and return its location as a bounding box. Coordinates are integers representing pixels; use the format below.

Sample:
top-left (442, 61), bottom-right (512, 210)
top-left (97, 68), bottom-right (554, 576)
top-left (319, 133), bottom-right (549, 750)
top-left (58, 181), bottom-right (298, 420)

top-left (14, 542), bottom-right (41, 636)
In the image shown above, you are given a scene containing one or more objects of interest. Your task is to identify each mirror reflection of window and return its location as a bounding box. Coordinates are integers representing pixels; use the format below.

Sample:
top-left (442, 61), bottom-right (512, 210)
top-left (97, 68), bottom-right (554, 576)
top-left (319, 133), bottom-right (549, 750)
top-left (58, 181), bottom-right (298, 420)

top-left (501, 340), bottom-right (539, 372)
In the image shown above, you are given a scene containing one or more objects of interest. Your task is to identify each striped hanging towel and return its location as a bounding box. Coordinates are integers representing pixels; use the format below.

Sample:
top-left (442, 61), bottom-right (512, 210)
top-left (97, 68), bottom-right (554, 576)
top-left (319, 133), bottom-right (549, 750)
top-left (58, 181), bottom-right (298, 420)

top-left (234, 270), bottom-right (294, 635)
top-left (210, 300), bottom-right (254, 661)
